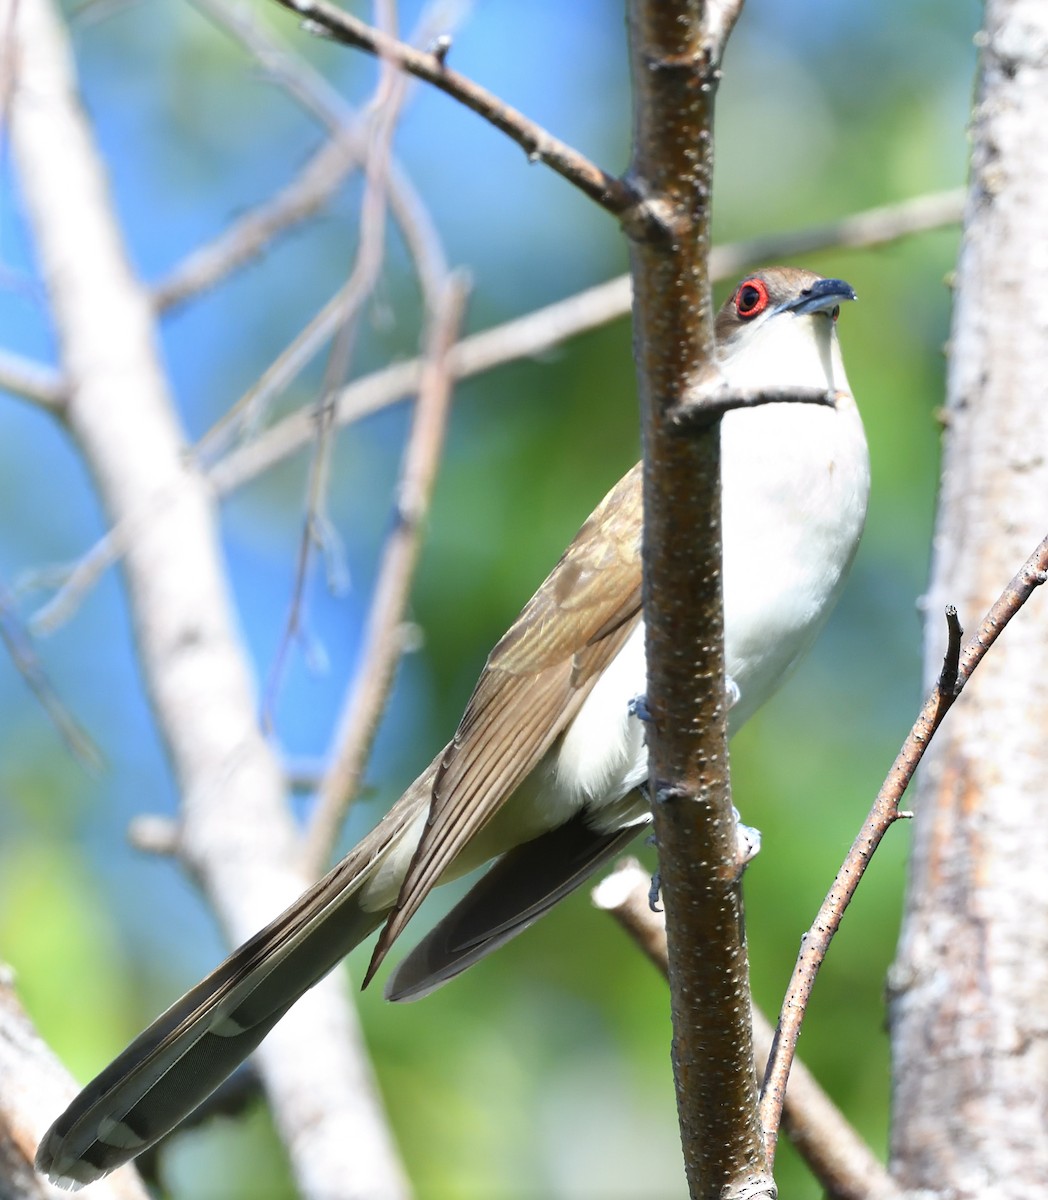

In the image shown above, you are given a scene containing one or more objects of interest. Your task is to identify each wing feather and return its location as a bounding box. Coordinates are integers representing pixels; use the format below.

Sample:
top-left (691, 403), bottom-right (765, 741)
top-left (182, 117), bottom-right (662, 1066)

top-left (364, 463), bottom-right (644, 982)
top-left (384, 812), bottom-right (645, 1002)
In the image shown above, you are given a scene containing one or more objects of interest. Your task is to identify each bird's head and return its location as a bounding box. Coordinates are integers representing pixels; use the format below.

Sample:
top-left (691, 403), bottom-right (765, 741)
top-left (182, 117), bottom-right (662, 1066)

top-left (715, 267), bottom-right (857, 392)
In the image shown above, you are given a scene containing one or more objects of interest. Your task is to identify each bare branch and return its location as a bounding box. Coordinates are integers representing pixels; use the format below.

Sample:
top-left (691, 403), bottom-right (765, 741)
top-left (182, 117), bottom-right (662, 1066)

top-left (0, 970), bottom-right (152, 1200)
top-left (209, 189), bottom-right (964, 495)
top-left (28, 190), bottom-right (963, 639)
top-left (154, 0), bottom-right (448, 312)
top-left (304, 272), bottom-right (469, 875)
top-left (936, 604), bottom-right (962, 696)
top-left (153, 136), bottom-right (360, 313)
top-left (30, 485), bottom-right (180, 635)
top-left (0, 350), bottom-right (66, 413)
top-left (711, 188), bottom-right (964, 280)
top-left (9, 1), bottom-right (408, 1193)
top-left (0, 578), bottom-right (102, 769)
top-left (759, 534), bottom-right (1048, 1162)
top-left (190, 0), bottom-right (359, 129)
top-left (271, 0), bottom-right (638, 217)
top-left (592, 861), bottom-right (903, 1200)
top-left (265, 29), bottom-right (408, 728)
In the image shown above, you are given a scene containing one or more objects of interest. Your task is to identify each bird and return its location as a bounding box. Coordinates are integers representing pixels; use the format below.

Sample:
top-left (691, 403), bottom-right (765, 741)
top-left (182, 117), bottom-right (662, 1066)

top-left (37, 266), bottom-right (870, 1188)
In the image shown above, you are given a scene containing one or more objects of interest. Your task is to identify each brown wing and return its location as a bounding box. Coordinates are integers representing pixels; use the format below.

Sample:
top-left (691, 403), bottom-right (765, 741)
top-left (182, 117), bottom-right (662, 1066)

top-left (363, 462), bottom-right (644, 983)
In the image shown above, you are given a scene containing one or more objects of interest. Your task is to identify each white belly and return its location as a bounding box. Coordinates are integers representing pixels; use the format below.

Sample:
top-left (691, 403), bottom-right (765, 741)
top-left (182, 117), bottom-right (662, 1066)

top-left (367, 389), bottom-right (869, 902)
top-left (550, 393), bottom-right (869, 824)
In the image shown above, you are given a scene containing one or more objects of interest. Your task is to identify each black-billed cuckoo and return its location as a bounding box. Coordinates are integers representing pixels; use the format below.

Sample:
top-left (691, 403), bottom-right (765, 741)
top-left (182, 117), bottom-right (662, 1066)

top-left (38, 266), bottom-right (870, 1187)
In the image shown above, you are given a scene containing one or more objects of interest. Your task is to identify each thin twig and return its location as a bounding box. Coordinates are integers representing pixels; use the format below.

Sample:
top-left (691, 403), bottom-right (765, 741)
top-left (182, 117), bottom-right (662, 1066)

top-left (759, 535), bottom-right (1048, 1164)
top-left (206, 273), bottom-right (632, 483)
top-left (30, 484), bottom-right (182, 635)
top-left (592, 860), bottom-right (902, 1200)
top-left (264, 0), bottom-right (407, 728)
top-left (0, 578), bottom-right (102, 769)
top-left (937, 604), bottom-right (962, 696)
top-left (154, 139), bottom-right (358, 315)
top-left (303, 272), bottom-right (469, 875)
top-left (272, 0), bottom-right (639, 218)
top-left (196, 280), bottom-right (361, 464)
top-left (155, 0), bottom-right (449, 314)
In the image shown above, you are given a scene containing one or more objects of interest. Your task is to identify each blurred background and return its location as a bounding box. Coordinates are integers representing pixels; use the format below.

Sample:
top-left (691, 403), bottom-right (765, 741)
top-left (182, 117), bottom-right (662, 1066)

top-left (0, 0), bottom-right (978, 1196)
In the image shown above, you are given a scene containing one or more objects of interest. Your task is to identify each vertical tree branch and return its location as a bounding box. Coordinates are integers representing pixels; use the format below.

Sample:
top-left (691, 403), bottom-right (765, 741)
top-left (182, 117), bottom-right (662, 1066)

top-left (9, 1), bottom-right (408, 1195)
top-left (888, 0), bottom-right (1048, 1192)
top-left (626, 2), bottom-right (770, 1197)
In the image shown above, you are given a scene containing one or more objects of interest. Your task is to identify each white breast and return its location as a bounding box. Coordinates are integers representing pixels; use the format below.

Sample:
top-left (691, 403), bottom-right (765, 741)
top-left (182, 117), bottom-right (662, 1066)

top-left (548, 309), bottom-right (869, 824)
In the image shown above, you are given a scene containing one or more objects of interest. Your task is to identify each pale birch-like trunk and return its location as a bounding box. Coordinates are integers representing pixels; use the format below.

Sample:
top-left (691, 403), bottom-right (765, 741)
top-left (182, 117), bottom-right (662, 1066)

top-left (888, 1), bottom-right (1048, 1193)
top-left (6, 1), bottom-right (409, 1195)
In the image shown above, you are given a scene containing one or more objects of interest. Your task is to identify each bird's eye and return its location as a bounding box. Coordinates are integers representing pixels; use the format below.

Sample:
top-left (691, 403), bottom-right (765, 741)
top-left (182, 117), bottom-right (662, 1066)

top-left (831, 305), bottom-right (840, 322)
top-left (735, 278), bottom-right (770, 319)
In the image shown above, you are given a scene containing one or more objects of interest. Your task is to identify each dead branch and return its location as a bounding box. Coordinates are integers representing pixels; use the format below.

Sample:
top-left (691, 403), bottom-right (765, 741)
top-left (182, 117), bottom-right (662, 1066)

top-left (9, 1), bottom-right (408, 1193)
top-left (155, 0), bottom-right (449, 313)
top-left (759, 536), bottom-right (1048, 1162)
top-left (265, 26), bottom-right (407, 728)
top-left (270, 0), bottom-right (638, 217)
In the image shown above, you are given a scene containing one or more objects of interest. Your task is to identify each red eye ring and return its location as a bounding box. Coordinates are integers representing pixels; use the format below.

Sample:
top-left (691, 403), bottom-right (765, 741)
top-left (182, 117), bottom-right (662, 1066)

top-left (735, 278), bottom-right (770, 320)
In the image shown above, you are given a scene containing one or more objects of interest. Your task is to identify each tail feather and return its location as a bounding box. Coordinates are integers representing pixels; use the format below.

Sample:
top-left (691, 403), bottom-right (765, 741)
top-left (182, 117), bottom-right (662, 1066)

top-left (385, 811), bottom-right (644, 1002)
top-left (36, 784), bottom-right (430, 1188)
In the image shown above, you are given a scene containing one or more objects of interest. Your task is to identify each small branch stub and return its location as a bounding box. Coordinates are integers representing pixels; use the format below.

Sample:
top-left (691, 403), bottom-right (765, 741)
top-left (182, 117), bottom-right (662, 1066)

top-left (672, 385), bottom-right (838, 431)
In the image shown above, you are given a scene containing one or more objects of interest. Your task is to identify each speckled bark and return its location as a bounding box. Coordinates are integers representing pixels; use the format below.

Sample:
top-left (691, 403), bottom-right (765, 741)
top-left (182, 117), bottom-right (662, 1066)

top-left (888, 3), bottom-right (1048, 1195)
top-left (626, 3), bottom-right (770, 1198)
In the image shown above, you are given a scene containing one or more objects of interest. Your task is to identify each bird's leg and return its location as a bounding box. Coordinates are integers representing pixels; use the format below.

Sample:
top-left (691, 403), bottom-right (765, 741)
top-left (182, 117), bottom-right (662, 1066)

top-left (732, 806), bottom-right (762, 878)
top-left (723, 677), bottom-right (762, 877)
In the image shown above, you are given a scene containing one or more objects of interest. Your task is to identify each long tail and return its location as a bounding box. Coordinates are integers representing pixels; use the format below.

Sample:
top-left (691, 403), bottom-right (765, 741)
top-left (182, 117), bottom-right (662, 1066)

top-left (36, 780), bottom-right (430, 1189)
